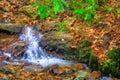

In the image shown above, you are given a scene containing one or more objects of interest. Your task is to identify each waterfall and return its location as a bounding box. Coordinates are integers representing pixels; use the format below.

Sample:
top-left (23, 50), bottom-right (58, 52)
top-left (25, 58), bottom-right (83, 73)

top-left (19, 27), bottom-right (68, 67)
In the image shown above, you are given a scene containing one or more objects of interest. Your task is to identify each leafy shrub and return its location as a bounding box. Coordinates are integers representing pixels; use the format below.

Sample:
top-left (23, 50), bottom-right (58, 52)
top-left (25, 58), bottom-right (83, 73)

top-left (65, 39), bottom-right (98, 70)
top-left (52, 0), bottom-right (69, 13)
top-left (30, 0), bottom-right (48, 19)
top-left (100, 47), bottom-right (120, 77)
top-left (27, 0), bottom-right (110, 26)
top-left (79, 39), bottom-right (98, 68)
top-left (73, 0), bottom-right (99, 25)
top-left (30, 0), bottom-right (69, 19)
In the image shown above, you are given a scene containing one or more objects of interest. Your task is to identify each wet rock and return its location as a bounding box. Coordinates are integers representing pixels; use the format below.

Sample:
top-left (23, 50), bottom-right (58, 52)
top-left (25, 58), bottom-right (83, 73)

top-left (0, 56), bottom-right (5, 64)
top-left (0, 24), bottom-right (22, 33)
top-left (0, 55), bottom-right (10, 64)
top-left (22, 65), bottom-right (44, 72)
top-left (41, 38), bottom-right (68, 56)
top-left (2, 45), bottom-right (25, 59)
top-left (56, 45), bottom-right (67, 54)
top-left (11, 41), bottom-right (28, 47)
top-left (45, 44), bottom-right (55, 51)
top-left (49, 65), bottom-right (65, 75)
top-left (39, 39), bottom-right (49, 48)
top-left (0, 19), bottom-right (15, 24)
top-left (101, 76), bottom-right (112, 80)
top-left (49, 64), bottom-right (76, 76)
top-left (0, 50), bottom-right (2, 55)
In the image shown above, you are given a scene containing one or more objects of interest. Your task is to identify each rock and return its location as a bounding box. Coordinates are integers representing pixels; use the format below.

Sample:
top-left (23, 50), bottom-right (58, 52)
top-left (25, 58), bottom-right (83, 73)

top-left (0, 19), bottom-right (15, 24)
top-left (91, 71), bottom-right (101, 79)
top-left (56, 45), bottom-right (67, 54)
top-left (101, 76), bottom-right (112, 80)
top-left (39, 40), bottom-right (48, 48)
top-left (0, 24), bottom-right (22, 33)
top-left (13, 46), bottom-right (25, 58)
top-left (73, 63), bottom-right (85, 70)
top-left (22, 65), bottom-right (44, 72)
top-left (2, 75), bottom-right (9, 80)
top-left (49, 64), bottom-right (76, 76)
top-left (2, 45), bottom-right (25, 59)
top-left (0, 50), bottom-right (2, 55)
top-left (45, 44), bottom-right (57, 51)
top-left (49, 65), bottom-right (65, 75)
top-left (11, 41), bottom-right (28, 47)
top-left (0, 56), bottom-right (5, 65)
top-left (0, 56), bottom-right (9, 64)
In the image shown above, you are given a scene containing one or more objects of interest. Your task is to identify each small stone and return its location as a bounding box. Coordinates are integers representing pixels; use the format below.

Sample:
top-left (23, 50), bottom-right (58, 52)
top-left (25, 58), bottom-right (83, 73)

top-left (49, 65), bottom-right (65, 75)
top-left (11, 41), bottom-right (28, 47)
top-left (3, 75), bottom-right (9, 80)
top-left (73, 63), bottom-right (84, 70)
top-left (91, 71), bottom-right (101, 79)
top-left (22, 65), bottom-right (43, 72)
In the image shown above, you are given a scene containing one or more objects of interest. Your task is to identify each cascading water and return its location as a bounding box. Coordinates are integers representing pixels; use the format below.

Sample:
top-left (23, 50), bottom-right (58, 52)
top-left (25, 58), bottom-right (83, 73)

top-left (19, 27), bottom-right (69, 67)
top-left (1, 27), bottom-right (112, 79)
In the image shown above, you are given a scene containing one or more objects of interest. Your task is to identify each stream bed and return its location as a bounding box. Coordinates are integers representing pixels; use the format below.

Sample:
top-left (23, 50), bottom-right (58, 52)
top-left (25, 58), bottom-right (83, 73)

top-left (0, 27), bottom-right (113, 80)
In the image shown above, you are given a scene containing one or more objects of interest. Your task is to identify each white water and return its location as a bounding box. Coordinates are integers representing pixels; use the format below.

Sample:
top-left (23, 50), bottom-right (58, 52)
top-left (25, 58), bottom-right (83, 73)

top-left (19, 27), bottom-right (68, 67)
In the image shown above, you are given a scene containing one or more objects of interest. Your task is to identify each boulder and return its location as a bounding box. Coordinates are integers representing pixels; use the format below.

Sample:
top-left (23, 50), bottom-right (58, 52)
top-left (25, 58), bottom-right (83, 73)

top-left (0, 24), bottom-right (22, 33)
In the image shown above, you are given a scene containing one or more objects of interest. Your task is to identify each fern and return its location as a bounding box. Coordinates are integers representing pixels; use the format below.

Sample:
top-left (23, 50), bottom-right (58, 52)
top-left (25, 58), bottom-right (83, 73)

top-left (38, 6), bottom-right (48, 19)
top-left (52, 0), bottom-right (69, 13)
top-left (73, 0), bottom-right (99, 25)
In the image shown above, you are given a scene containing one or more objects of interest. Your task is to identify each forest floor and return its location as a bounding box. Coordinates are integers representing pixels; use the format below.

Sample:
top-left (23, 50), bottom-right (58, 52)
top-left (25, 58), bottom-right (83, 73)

top-left (0, 0), bottom-right (120, 79)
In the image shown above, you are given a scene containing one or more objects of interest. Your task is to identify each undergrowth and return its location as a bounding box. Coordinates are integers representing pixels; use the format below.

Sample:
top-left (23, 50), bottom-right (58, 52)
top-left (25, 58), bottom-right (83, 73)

top-left (27, 0), bottom-right (108, 25)
top-left (65, 39), bottom-right (98, 70)
top-left (100, 47), bottom-right (120, 77)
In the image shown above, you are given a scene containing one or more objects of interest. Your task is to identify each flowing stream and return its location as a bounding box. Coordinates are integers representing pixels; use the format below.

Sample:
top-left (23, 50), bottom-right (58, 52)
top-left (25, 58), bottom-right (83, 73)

top-left (2, 27), bottom-right (111, 79)
top-left (19, 27), bottom-right (69, 67)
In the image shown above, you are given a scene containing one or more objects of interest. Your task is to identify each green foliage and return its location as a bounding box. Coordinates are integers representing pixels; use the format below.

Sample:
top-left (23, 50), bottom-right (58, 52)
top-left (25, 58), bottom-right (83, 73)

top-left (53, 0), bottom-right (64, 13)
top-left (100, 47), bottom-right (120, 77)
top-left (79, 39), bottom-right (98, 68)
top-left (73, 0), bottom-right (99, 25)
top-left (100, 0), bottom-right (106, 3)
top-left (52, 0), bottom-right (69, 13)
top-left (29, 0), bottom-right (69, 19)
top-left (74, 9), bottom-right (85, 15)
top-left (104, 5), bottom-right (113, 12)
top-left (30, 0), bottom-right (48, 19)
top-left (27, 0), bottom-right (112, 26)
top-left (38, 6), bottom-right (48, 19)
top-left (113, 8), bottom-right (120, 15)
top-left (65, 39), bottom-right (98, 70)
top-left (55, 20), bottom-right (70, 33)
